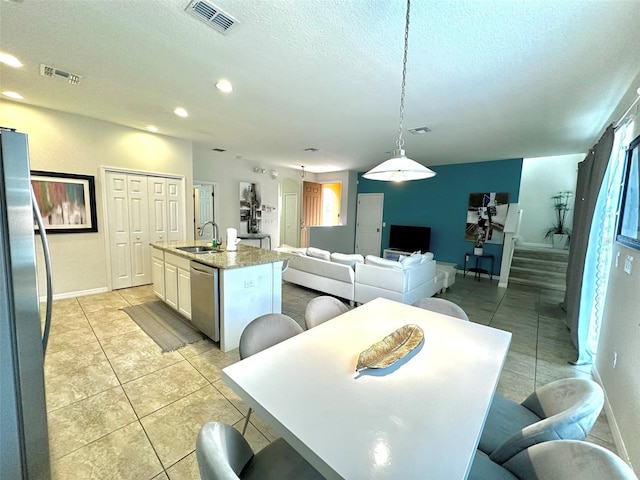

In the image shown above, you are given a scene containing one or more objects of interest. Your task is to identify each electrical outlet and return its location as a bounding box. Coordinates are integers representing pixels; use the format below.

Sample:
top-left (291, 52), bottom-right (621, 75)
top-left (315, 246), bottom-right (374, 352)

top-left (244, 279), bottom-right (255, 288)
top-left (613, 352), bottom-right (618, 368)
top-left (624, 255), bottom-right (633, 274)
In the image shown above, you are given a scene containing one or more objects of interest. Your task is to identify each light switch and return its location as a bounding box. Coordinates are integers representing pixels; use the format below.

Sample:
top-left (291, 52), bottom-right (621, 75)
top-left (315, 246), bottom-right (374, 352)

top-left (615, 252), bottom-right (620, 267)
top-left (624, 255), bottom-right (633, 274)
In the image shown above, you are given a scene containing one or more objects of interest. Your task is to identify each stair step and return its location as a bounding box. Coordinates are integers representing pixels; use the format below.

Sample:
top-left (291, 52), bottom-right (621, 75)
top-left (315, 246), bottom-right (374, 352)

top-left (513, 246), bottom-right (569, 263)
top-left (511, 257), bottom-right (568, 274)
top-left (510, 265), bottom-right (566, 280)
top-left (508, 276), bottom-right (566, 291)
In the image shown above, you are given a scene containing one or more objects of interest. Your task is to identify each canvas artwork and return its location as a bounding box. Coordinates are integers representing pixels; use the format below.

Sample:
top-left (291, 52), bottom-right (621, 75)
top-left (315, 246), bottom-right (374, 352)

top-left (465, 192), bottom-right (509, 244)
top-left (239, 181), bottom-right (261, 233)
top-left (30, 171), bottom-right (98, 233)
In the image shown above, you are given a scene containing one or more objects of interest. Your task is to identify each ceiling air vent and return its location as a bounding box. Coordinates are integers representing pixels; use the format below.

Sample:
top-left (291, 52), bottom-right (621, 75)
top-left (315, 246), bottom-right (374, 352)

top-left (408, 126), bottom-right (432, 135)
top-left (185, 0), bottom-right (238, 34)
top-left (39, 64), bottom-right (82, 85)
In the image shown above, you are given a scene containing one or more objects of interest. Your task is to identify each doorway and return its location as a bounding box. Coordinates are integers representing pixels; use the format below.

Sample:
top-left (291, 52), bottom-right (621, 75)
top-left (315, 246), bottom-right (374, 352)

top-left (194, 182), bottom-right (218, 240)
top-left (354, 193), bottom-right (384, 256)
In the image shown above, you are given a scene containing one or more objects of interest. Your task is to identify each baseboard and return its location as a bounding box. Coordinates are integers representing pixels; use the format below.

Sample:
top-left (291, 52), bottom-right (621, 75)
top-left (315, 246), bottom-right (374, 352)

top-left (591, 365), bottom-right (632, 466)
top-left (40, 286), bottom-right (109, 302)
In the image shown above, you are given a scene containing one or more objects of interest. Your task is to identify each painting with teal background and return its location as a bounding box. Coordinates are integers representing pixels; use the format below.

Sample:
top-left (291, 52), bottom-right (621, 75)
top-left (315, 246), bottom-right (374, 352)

top-left (357, 158), bottom-right (523, 276)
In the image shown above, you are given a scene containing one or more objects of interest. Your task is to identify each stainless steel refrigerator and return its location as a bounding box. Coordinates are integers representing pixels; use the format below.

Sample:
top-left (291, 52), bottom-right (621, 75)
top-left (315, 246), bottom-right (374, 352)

top-left (1, 128), bottom-right (53, 479)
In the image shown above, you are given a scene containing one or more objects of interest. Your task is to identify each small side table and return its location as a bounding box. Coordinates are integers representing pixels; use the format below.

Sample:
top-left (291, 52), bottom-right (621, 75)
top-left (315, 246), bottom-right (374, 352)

top-left (463, 252), bottom-right (495, 281)
top-left (237, 233), bottom-right (271, 249)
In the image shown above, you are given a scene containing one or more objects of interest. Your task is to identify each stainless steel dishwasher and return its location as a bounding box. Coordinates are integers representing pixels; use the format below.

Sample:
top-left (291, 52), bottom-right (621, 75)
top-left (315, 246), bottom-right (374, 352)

top-left (190, 261), bottom-right (220, 342)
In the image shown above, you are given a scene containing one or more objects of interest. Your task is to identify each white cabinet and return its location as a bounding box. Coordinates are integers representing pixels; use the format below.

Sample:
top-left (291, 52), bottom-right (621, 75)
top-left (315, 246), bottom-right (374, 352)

top-left (164, 252), bottom-right (191, 320)
top-left (151, 248), bottom-right (165, 300)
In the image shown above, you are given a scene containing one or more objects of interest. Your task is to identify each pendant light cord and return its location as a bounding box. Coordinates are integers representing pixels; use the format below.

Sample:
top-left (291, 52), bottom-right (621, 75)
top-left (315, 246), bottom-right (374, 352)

top-left (396, 0), bottom-right (411, 151)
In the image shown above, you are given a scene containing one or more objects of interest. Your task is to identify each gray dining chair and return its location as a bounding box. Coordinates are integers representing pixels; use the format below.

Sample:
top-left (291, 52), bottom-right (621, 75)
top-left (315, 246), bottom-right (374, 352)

top-left (469, 440), bottom-right (638, 480)
top-left (478, 377), bottom-right (604, 464)
top-left (238, 313), bottom-right (303, 435)
top-left (304, 296), bottom-right (349, 329)
top-left (196, 421), bottom-right (324, 480)
top-left (412, 297), bottom-right (470, 321)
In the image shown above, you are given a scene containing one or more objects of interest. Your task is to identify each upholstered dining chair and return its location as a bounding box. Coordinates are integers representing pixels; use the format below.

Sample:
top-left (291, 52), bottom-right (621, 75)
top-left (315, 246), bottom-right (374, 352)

top-left (478, 377), bottom-right (605, 464)
top-left (304, 296), bottom-right (349, 330)
top-left (196, 421), bottom-right (324, 480)
top-left (238, 313), bottom-right (303, 435)
top-left (412, 297), bottom-right (470, 321)
top-left (469, 440), bottom-right (638, 480)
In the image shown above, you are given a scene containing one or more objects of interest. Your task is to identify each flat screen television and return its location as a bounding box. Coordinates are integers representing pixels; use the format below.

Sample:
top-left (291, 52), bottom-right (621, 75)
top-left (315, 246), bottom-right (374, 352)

top-left (389, 224), bottom-right (431, 253)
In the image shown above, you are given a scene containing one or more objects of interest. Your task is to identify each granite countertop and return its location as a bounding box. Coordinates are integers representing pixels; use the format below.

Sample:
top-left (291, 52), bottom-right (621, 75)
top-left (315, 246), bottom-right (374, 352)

top-left (151, 240), bottom-right (292, 270)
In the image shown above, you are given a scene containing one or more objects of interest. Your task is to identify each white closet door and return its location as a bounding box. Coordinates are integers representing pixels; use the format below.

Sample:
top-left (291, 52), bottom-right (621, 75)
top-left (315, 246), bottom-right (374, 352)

top-left (106, 172), bottom-right (133, 289)
top-left (127, 175), bottom-right (151, 287)
top-left (148, 177), bottom-right (167, 244)
top-left (167, 177), bottom-right (184, 241)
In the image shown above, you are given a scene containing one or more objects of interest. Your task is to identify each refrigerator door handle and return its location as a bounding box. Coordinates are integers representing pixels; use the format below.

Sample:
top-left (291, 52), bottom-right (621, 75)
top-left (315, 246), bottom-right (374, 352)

top-left (31, 186), bottom-right (53, 353)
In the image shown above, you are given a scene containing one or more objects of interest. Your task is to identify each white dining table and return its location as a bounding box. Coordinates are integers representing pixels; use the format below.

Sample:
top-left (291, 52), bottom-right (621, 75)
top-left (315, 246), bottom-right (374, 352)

top-left (222, 297), bottom-right (512, 479)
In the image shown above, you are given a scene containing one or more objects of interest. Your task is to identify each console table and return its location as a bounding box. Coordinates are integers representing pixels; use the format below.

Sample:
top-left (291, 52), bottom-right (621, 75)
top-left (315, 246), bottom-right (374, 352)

top-left (237, 233), bottom-right (271, 250)
top-left (463, 252), bottom-right (495, 281)
top-left (383, 248), bottom-right (414, 261)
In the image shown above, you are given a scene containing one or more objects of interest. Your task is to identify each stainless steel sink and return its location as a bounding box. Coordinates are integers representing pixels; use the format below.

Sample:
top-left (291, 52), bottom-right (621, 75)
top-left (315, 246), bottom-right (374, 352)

top-left (176, 245), bottom-right (221, 254)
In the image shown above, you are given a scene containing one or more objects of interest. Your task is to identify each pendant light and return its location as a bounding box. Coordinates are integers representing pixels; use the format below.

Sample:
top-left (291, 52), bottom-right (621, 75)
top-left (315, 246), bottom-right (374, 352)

top-left (363, 0), bottom-right (436, 182)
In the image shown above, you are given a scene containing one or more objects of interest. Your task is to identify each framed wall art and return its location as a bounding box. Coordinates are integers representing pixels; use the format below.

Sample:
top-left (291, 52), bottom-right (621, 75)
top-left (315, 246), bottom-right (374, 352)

top-left (30, 170), bottom-right (98, 233)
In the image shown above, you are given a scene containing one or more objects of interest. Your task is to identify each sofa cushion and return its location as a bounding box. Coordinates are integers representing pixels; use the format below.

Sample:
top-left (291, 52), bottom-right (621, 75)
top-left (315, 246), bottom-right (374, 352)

top-left (276, 245), bottom-right (307, 256)
top-left (365, 255), bottom-right (404, 270)
top-left (400, 255), bottom-right (422, 268)
top-left (306, 247), bottom-right (331, 261)
top-left (330, 252), bottom-right (364, 270)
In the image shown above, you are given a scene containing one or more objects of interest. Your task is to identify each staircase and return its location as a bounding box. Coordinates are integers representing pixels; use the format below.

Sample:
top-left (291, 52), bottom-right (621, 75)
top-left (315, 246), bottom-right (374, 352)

top-left (509, 245), bottom-right (569, 291)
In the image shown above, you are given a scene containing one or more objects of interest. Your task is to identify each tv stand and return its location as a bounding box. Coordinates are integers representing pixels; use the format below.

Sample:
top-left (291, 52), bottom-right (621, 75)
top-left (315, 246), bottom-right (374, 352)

top-left (383, 248), bottom-right (414, 261)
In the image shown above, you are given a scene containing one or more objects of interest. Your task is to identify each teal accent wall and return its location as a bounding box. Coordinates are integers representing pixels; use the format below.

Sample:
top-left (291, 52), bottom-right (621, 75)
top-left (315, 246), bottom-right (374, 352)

top-left (357, 158), bottom-right (523, 275)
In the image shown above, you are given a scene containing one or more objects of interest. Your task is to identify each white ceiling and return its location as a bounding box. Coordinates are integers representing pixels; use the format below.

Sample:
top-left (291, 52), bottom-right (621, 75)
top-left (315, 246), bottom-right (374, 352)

top-left (1, 0), bottom-right (639, 173)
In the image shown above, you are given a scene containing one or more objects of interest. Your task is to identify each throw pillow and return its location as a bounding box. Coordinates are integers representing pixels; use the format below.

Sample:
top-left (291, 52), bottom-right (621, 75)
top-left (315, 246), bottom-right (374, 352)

top-left (275, 245), bottom-right (307, 256)
top-left (400, 255), bottom-right (422, 268)
top-left (420, 252), bottom-right (434, 263)
top-left (365, 255), bottom-right (404, 270)
top-left (330, 252), bottom-right (365, 270)
top-left (306, 246), bottom-right (331, 261)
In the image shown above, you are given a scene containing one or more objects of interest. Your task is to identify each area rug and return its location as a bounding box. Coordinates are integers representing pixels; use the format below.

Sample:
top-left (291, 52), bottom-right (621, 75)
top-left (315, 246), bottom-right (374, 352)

top-left (123, 301), bottom-right (204, 352)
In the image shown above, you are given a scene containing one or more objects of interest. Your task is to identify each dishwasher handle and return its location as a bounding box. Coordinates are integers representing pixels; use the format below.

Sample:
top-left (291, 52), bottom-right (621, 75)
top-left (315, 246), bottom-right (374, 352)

top-left (191, 264), bottom-right (214, 276)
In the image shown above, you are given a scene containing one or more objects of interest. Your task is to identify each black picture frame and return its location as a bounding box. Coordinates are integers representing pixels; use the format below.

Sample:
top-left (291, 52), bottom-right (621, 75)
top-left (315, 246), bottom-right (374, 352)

top-left (30, 170), bottom-right (98, 234)
top-left (616, 134), bottom-right (640, 250)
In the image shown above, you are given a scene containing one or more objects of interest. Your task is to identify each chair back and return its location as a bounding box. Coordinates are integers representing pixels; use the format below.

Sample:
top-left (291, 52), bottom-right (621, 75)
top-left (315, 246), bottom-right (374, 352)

top-left (196, 421), bottom-right (253, 480)
top-left (239, 313), bottom-right (303, 360)
top-left (503, 440), bottom-right (638, 480)
top-left (304, 296), bottom-right (349, 329)
top-left (412, 297), bottom-right (469, 321)
top-left (490, 378), bottom-right (605, 464)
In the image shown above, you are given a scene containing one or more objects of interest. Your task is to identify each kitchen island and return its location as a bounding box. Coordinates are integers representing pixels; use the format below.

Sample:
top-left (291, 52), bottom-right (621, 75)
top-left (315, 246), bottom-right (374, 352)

top-left (150, 241), bottom-right (292, 352)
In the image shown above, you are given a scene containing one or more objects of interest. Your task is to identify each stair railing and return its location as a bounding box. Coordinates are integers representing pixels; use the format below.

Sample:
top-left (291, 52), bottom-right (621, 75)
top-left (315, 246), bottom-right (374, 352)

top-left (498, 204), bottom-right (522, 288)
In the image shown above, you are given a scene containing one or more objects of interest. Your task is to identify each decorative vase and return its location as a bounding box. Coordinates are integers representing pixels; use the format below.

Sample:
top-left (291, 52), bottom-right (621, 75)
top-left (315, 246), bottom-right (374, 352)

top-left (474, 246), bottom-right (484, 256)
top-left (552, 234), bottom-right (569, 250)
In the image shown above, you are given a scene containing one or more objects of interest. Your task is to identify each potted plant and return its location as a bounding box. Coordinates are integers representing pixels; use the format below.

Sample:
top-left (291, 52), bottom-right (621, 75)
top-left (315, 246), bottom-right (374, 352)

top-left (544, 191), bottom-right (572, 249)
top-left (473, 234), bottom-right (484, 256)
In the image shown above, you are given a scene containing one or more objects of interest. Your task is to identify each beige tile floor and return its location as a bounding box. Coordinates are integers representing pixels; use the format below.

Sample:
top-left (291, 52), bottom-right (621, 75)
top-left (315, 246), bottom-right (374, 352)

top-left (43, 275), bottom-right (616, 479)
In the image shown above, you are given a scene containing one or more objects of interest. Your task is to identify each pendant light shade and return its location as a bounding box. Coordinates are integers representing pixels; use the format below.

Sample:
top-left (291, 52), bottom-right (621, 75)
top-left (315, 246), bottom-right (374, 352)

top-left (363, 149), bottom-right (436, 182)
top-left (363, 0), bottom-right (436, 182)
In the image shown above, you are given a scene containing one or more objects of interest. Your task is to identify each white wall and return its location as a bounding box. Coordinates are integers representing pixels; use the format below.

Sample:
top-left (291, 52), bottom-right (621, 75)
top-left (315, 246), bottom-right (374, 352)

top-left (518, 154), bottom-right (583, 245)
top-left (0, 102), bottom-right (193, 296)
top-left (192, 144), bottom-right (303, 248)
top-left (596, 116), bottom-right (640, 472)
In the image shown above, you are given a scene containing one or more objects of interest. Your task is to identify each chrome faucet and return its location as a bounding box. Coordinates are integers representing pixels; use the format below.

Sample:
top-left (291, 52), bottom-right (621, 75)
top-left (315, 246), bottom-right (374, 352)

top-left (199, 221), bottom-right (220, 246)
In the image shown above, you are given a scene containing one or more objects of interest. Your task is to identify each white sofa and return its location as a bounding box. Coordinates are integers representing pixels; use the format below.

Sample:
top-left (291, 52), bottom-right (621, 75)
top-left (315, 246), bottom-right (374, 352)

top-left (276, 246), bottom-right (439, 305)
top-left (354, 254), bottom-right (438, 305)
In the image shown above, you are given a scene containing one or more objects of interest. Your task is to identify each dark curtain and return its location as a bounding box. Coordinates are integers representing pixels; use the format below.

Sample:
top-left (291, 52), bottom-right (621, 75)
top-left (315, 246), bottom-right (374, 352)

top-left (562, 124), bottom-right (614, 361)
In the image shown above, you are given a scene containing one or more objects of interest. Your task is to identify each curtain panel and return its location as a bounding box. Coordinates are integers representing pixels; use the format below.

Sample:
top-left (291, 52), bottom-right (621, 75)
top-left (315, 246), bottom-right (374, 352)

top-left (562, 124), bottom-right (614, 363)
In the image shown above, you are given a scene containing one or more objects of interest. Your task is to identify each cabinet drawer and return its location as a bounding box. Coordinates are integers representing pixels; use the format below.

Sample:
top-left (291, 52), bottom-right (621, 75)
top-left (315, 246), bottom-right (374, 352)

top-left (165, 252), bottom-right (190, 271)
top-left (151, 247), bottom-right (164, 261)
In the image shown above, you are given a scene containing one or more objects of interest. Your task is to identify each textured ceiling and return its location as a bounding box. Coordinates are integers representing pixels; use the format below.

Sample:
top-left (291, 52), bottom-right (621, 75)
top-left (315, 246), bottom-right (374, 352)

top-left (1, 0), bottom-right (639, 173)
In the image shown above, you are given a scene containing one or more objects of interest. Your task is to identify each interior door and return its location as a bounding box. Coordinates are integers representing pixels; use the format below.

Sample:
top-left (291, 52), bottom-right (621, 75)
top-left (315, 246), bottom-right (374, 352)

top-left (105, 171), bottom-right (133, 289)
top-left (355, 193), bottom-right (384, 256)
top-left (166, 177), bottom-right (184, 242)
top-left (127, 174), bottom-right (150, 287)
top-left (194, 184), bottom-right (214, 240)
top-left (302, 181), bottom-right (322, 227)
top-left (283, 192), bottom-right (299, 246)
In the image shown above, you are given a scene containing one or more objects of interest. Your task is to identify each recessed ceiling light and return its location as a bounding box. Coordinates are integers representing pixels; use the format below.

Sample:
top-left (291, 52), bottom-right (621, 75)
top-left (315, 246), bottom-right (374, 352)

top-left (215, 79), bottom-right (233, 93)
top-left (2, 91), bottom-right (23, 99)
top-left (173, 107), bottom-right (188, 117)
top-left (145, 125), bottom-right (158, 132)
top-left (0, 53), bottom-right (23, 68)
